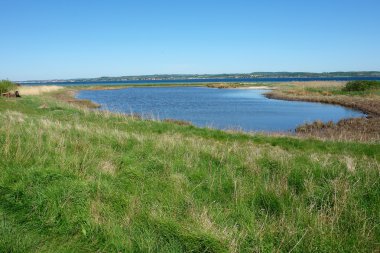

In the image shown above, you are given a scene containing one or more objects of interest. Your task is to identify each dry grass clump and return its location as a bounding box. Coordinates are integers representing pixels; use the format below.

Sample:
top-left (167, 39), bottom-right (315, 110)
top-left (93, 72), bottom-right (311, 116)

top-left (17, 85), bottom-right (64, 95)
top-left (266, 90), bottom-right (380, 116)
top-left (288, 81), bottom-right (346, 89)
top-left (207, 83), bottom-right (245, 88)
top-left (206, 83), bottom-right (272, 89)
top-left (48, 88), bottom-right (100, 108)
top-left (163, 118), bottom-right (193, 126)
top-left (296, 118), bottom-right (380, 142)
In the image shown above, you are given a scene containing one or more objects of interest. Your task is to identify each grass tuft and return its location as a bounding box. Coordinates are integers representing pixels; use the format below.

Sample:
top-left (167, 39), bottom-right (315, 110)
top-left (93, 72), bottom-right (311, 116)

top-left (253, 190), bottom-right (283, 216)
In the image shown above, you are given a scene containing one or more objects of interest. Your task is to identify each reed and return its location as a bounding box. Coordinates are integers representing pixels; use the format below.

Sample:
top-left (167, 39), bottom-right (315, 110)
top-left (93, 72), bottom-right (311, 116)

top-left (0, 80), bottom-right (17, 94)
top-left (265, 81), bottom-right (380, 142)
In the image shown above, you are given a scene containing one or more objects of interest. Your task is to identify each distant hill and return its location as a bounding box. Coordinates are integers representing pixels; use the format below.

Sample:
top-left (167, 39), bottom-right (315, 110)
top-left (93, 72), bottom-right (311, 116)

top-left (20, 71), bottom-right (380, 83)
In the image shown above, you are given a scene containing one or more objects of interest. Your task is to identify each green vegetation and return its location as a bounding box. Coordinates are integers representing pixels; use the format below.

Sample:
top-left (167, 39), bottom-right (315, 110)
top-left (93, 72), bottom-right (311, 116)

top-left (1, 93), bottom-right (379, 252)
top-left (0, 80), bottom-right (16, 93)
top-left (303, 83), bottom-right (380, 96)
top-left (343, 80), bottom-right (380, 92)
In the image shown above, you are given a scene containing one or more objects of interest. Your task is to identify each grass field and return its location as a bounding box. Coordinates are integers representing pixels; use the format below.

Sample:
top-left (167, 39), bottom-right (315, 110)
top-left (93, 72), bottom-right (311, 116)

top-left (0, 86), bottom-right (379, 252)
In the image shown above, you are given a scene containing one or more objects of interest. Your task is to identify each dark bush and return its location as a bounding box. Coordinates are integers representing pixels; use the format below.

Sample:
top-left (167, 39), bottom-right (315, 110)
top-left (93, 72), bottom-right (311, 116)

top-left (342, 80), bottom-right (380, 92)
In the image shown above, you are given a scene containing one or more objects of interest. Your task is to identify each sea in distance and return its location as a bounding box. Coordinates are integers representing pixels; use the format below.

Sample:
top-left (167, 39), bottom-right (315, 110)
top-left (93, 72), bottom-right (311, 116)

top-left (23, 76), bottom-right (380, 86)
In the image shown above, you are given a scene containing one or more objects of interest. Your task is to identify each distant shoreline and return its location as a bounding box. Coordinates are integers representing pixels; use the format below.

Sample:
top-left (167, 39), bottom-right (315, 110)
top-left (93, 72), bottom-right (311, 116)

top-left (19, 76), bottom-right (380, 86)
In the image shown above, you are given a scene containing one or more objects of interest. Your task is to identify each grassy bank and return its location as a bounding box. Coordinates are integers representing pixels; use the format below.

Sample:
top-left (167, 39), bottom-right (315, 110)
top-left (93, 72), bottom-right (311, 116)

top-left (0, 89), bottom-right (379, 252)
top-left (265, 81), bottom-right (380, 142)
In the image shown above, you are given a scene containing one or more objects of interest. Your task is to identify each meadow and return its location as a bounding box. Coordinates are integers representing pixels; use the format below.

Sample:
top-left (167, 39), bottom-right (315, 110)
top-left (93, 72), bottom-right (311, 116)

top-left (0, 82), bottom-right (379, 252)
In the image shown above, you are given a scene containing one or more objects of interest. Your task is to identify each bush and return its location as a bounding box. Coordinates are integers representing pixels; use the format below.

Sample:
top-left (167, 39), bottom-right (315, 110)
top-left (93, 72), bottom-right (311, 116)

top-left (342, 80), bottom-right (380, 92)
top-left (0, 80), bottom-right (17, 94)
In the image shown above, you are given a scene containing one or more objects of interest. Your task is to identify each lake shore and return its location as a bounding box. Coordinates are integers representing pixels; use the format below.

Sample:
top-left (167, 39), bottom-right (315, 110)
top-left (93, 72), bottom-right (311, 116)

top-left (263, 83), bottom-right (380, 142)
top-left (34, 81), bottom-right (378, 142)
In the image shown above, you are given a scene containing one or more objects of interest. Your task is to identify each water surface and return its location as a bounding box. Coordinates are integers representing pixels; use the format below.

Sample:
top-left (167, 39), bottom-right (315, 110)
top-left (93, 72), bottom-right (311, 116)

top-left (77, 87), bottom-right (364, 132)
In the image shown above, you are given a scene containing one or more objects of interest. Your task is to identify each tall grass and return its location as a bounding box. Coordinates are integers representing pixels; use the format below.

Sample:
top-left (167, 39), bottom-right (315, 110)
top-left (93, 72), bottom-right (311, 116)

top-left (0, 80), bottom-right (16, 93)
top-left (0, 96), bottom-right (379, 252)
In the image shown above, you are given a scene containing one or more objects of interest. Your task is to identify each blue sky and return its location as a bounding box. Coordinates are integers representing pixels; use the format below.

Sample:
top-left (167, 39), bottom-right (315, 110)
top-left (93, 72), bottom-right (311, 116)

top-left (1, 0), bottom-right (379, 80)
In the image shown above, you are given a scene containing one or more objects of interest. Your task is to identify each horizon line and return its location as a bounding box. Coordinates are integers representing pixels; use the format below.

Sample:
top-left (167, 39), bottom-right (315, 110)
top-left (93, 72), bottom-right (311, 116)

top-left (13, 70), bottom-right (380, 82)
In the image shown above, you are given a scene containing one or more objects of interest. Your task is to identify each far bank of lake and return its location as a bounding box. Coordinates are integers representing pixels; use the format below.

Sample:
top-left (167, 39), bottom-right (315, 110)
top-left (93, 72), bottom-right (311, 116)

top-left (22, 76), bottom-right (380, 86)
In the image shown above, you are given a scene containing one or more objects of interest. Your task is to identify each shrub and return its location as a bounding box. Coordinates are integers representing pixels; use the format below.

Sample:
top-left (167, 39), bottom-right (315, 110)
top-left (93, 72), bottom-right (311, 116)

top-left (0, 80), bottom-right (17, 94)
top-left (342, 80), bottom-right (380, 92)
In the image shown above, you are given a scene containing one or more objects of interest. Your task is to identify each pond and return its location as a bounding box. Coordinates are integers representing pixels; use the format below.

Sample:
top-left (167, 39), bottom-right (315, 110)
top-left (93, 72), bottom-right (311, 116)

top-left (77, 87), bottom-right (365, 132)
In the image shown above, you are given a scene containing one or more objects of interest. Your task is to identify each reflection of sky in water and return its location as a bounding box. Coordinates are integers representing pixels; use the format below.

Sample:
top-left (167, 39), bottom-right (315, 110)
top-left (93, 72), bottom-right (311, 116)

top-left (77, 87), bottom-right (365, 132)
top-left (220, 90), bottom-right (267, 99)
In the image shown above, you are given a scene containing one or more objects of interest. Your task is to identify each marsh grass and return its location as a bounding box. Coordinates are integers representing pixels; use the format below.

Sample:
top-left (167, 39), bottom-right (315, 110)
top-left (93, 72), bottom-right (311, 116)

top-left (16, 85), bottom-right (63, 95)
top-left (266, 81), bottom-right (380, 142)
top-left (0, 80), bottom-right (17, 94)
top-left (0, 94), bottom-right (379, 252)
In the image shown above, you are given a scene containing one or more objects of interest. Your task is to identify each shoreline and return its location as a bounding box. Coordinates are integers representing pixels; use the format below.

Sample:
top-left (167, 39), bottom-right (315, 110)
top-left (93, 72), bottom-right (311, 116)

top-left (264, 89), bottom-right (379, 141)
top-left (68, 84), bottom-right (378, 142)
top-left (264, 91), bottom-right (375, 117)
top-left (19, 81), bottom-right (379, 142)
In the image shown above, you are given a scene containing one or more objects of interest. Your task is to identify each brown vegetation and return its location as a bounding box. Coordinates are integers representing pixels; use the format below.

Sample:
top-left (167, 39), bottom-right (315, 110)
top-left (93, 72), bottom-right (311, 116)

top-left (206, 83), bottom-right (244, 88)
top-left (266, 85), bottom-right (380, 142)
top-left (295, 118), bottom-right (380, 142)
top-left (1, 91), bottom-right (20, 98)
top-left (206, 83), bottom-right (271, 89)
top-left (49, 89), bottom-right (101, 108)
top-left (163, 118), bottom-right (193, 126)
top-left (17, 85), bottom-right (63, 95)
top-left (266, 90), bottom-right (380, 116)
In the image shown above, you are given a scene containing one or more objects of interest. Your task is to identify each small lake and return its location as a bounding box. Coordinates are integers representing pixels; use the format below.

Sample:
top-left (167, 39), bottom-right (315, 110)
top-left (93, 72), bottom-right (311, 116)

top-left (77, 87), bottom-right (365, 132)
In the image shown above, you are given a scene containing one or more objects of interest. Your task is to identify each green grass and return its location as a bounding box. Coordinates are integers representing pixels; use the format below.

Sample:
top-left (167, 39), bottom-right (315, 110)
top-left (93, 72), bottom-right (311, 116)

top-left (305, 86), bottom-right (380, 96)
top-left (0, 80), bottom-right (17, 94)
top-left (304, 80), bottom-right (380, 96)
top-left (343, 80), bottom-right (380, 92)
top-left (0, 95), bottom-right (379, 252)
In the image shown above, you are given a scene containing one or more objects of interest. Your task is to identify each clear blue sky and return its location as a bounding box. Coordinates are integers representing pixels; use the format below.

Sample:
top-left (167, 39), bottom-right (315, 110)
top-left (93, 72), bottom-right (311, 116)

top-left (1, 0), bottom-right (379, 80)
